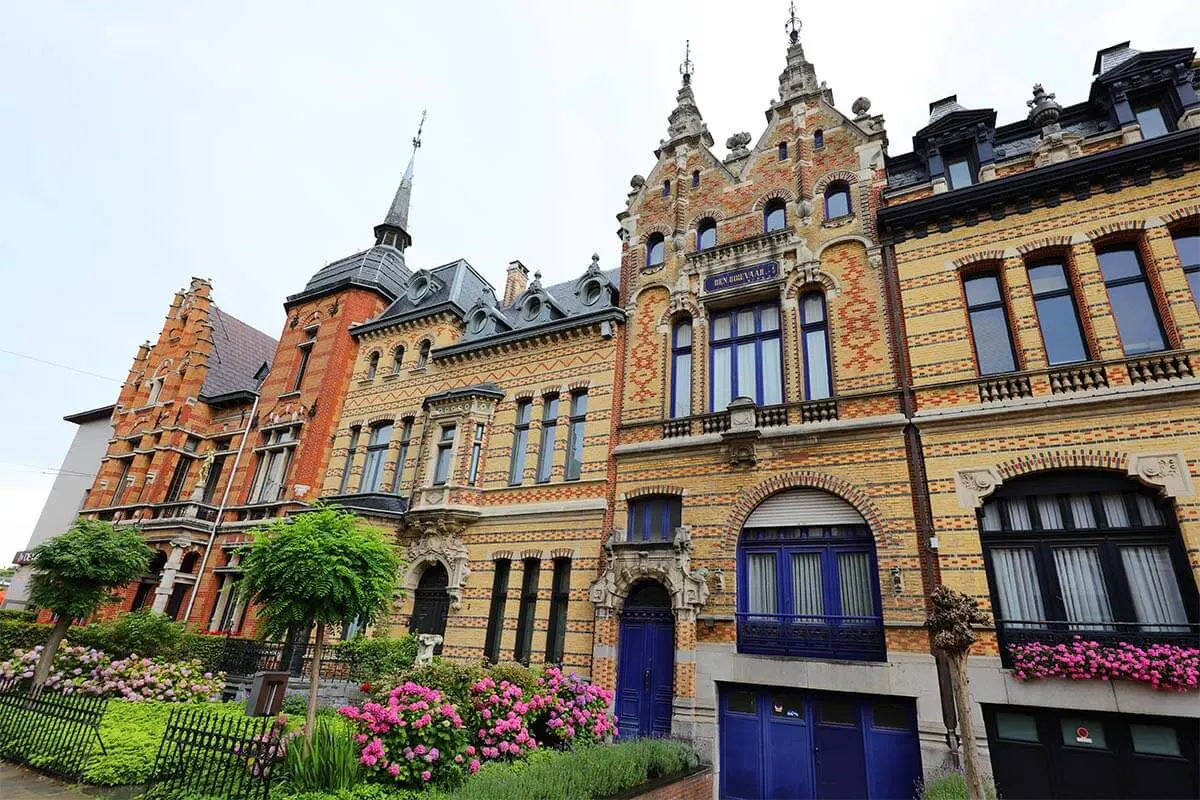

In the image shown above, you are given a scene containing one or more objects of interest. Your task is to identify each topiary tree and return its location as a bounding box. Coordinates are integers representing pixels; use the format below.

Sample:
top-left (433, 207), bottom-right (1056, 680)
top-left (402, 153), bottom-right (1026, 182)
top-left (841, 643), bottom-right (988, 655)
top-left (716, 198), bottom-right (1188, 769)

top-left (927, 585), bottom-right (992, 800)
top-left (26, 519), bottom-right (154, 686)
top-left (238, 503), bottom-right (401, 737)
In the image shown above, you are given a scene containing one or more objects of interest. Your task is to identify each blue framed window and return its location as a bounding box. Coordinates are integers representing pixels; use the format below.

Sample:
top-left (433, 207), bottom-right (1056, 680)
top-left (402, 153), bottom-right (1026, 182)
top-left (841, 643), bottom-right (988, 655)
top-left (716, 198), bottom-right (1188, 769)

top-left (824, 182), bottom-right (851, 219)
top-left (646, 233), bottom-right (665, 268)
top-left (628, 495), bottom-right (682, 542)
top-left (964, 272), bottom-right (1018, 374)
top-left (1171, 231), bottom-right (1199, 308)
top-left (737, 526), bottom-right (884, 661)
top-left (697, 218), bottom-right (717, 251)
top-left (945, 154), bottom-right (975, 190)
top-left (799, 292), bottom-right (832, 400)
top-left (778, 142), bottom-right (788, 160)
top-left (710, 303), bottom-right (783, 411)
top-left (671, 318), bottom-right (693, 418)
top-left (1133, 99), bottom-right (1170, 139)
top-left (1097, 245), bottom-right (1166, 355)
top-left (1028, 260), bottom-right (1088, 365)
top-left (764, 199), bottom-right (787, 233)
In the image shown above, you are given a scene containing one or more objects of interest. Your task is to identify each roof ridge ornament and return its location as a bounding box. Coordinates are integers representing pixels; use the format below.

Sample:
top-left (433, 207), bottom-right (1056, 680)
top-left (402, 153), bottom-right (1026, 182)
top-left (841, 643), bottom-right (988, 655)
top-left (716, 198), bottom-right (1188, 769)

top-left (662, 40), bottom-right (712, 149)
top-left (776, 4), bottom-right (826, 104)
top-left (785, 1), bottom-right (800, 44)
top-left (680, 39), bottom-right (694, 87)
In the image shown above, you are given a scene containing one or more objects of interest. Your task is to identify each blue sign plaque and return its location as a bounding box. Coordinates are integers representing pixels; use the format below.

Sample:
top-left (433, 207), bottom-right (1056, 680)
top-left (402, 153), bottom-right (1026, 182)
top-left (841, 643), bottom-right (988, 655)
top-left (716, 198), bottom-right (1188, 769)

top-left (703, 261), bottom-right (779, 293)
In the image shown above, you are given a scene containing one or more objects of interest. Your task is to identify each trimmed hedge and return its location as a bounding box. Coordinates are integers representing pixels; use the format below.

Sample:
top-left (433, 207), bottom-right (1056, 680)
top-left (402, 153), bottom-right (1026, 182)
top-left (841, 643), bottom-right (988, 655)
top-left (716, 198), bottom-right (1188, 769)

top-left (0, 618), bottom-right (51, 655)
top-left (336, 635), bottom-right (418, 687)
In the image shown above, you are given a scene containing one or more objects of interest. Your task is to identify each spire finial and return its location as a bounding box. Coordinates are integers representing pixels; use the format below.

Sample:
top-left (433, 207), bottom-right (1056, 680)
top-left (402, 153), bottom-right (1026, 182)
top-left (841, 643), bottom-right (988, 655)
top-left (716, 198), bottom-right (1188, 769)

top-left (412, 108), bottom-right (426, 153)
top-left (376, 109), bottom-right (426, 248)
top-left (785, 2), bottom-right (801, 44)
top-left (680, 40), bottom-right (694, 86)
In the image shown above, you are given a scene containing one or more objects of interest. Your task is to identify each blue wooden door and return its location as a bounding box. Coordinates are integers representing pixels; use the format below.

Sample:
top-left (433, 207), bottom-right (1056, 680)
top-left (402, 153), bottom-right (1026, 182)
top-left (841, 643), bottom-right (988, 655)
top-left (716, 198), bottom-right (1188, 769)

top-left (616, 583), bottom-right (674, 738)
top-left (814, 695), bottom-right (869, 799)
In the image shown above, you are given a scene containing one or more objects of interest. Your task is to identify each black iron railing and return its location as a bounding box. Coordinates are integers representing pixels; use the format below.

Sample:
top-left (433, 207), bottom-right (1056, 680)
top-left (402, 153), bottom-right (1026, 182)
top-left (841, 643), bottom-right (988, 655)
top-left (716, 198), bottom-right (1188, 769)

top-left (997, 619), bottom-right (1200, 667)
top-left (735, 613), bottom-right (886, 661)
top-left (215, 638), bottom-right (355, 682)
top-left (152, 705), bottom-right (286, 800)
top-left (0, 682), bottom-right (109, 780)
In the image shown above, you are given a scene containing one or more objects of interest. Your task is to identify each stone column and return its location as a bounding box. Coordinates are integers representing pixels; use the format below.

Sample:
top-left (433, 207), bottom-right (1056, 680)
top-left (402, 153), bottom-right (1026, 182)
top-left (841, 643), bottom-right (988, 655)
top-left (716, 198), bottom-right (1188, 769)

top-left (151, 538), bottom-right (190, 614)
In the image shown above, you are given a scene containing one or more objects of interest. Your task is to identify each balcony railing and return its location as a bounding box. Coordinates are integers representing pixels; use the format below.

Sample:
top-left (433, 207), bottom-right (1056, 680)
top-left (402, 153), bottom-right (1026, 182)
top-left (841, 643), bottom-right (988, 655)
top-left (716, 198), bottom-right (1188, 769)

top-left (735, 612), bottom-right (886, 662)
top-left (661, 399), bottom-right (839, 439)
top-left (996, 619), bottom-right (1200, 668)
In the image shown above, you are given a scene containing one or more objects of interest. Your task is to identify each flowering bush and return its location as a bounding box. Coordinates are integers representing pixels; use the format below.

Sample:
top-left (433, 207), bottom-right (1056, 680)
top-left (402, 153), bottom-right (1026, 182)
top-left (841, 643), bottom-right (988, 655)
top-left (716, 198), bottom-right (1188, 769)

top-left (1009, 638), bottom-right (1200, 692)
top-left (339, 681), bottom-right (475, 788)
top-left (538, 666), bottom-right (618, 745)
top-left (0, 645), bottom-right (225, 701)
top-left (468, 675), bottom-right (548, 761)
top-left (231, 713), bottom-right (296, 779)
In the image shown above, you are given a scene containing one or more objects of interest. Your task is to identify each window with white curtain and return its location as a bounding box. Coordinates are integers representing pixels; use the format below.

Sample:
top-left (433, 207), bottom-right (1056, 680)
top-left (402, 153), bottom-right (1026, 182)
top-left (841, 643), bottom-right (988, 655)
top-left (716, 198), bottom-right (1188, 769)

top-left (710, 303), bottom-right (783, 410)
top-left (980, 473), bottom-right (1197, 643)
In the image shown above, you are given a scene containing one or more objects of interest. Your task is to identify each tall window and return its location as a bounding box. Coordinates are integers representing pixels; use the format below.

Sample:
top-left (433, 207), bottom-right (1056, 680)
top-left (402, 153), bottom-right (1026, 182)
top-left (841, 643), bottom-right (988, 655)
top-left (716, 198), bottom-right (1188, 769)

top-left (1028, 260), bottom-right (1088, 365)
top-left (800, 292), bottom-right (832, 399)
top-left (1097, 245), bottom-right (1166, 355)
top-left (628, 495), bottom-right (682, 542)
top-left (366, 352), bottom-right (380, 381)
top-left (662, 180), bottom-right (671, 197)
top-left (778, 142), bottom-right (788, 160)
top-left (1133, 99), bottom-right (1170, 139)
top-left (513, 558), bottom-right (541, 665)
top-left (416, 340), bottom-right (431, 368)
top-left (110, 458), bottom-right (133, 505)
top-left (510, 400), bottom-right (532, 485)
top-left (564, 391), bottom-right (588, 481)
top-left (360, 422), bottom-right (393, 493)
top-left (813, 129), bottom-right (824, 149)
top-left (201, 453), bottom-right (228, 503)
top-left (433, 424), bottom-right (456, 486)
top-left (292, 328), bottom-right (316, 391)
top-left (536, 396), bottom-right (559, 483)
top-left (710, 303), bottom-right (783, 410)
top-left (697, 218), bottom-right (717, 250)
top-left (467, 423), bottom-right (485, 485)
top-left (338, 426), bottom-right (360, 494)
top-left (945, 153), bottom-right (975, 189)
top-left (964, 272), bottom-right (1018, 375)
top-left (391, 345), bottom-right (405, 374)
top-left (483, 559), bottom-right (511, 663)
top-left (980, 472), bottom-right (1197, 652)
top-left (824, 182), bottom-right (851, 219)
top-left (545, 558), bottom-right (572, 664)
top-left (209, 572), bottom-right (247, 634)
top-left (691, 170), bottom-right (700, 188)
top-left (1172, 231), bottom-right (1200, 308)
top-left (164, 456), bottom-right (192, 503)
top-left (764, 199), bottom-right (787, 233)
top-left (646, 233), bottom-right (665, 268)
top-left (389, 418), bottom-right (413, 493)
top-left (671, 318), bottom-right (693, 418)
top-left (250, 426), bottom-right (297, 503)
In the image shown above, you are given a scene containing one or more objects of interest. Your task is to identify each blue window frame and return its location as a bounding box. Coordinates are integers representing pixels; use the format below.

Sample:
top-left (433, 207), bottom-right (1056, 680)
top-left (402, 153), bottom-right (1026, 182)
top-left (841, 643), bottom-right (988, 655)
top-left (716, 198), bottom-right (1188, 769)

top-left (778, 141), bottom-right (788, 160)
top-left (1172, 232), bottom-right (1199, 309)
top-left (813, 129), bottom-right (824, 149)
top-left (671, 318), bottom-right (693, 418)
top-left (628, 495), bottom-right (682, 542)
top-left (737, 526), bottom-right (884, 661)
top-left (1097, 245), bottom-right (1166, 355)
top-left (646, 233), bottom-right (665, 268)
top-left (710, 303), bottom-right (783, 411)
top-left (764, 199), bottom-right (787, 233)
top-left (697, 218), bottom-right (717, 251)
top-left (824, 182), bottom-right (851, 220)
top-left (799, 292), bottom-right (832, 400)
top-left (1028, 260), bottom-right (1088, 365)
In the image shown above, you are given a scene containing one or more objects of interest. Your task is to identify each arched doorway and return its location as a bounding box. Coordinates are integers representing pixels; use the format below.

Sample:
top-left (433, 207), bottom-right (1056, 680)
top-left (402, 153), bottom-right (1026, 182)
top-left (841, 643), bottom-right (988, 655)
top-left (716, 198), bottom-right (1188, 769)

top-left (616, 581), bottom-right (674, 738)
top-left (409, 563), bottom-right (450, 653)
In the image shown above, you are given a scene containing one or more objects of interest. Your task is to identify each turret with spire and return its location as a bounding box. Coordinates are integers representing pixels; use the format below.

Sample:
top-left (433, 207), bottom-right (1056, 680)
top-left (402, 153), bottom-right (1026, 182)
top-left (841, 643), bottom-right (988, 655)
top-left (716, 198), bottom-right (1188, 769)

top-left (660, 41), bottom-right (713, 153)
top-left (776, 2), bottom-right (829, 105)
top-left (375, 110), bottom-right (425, 251)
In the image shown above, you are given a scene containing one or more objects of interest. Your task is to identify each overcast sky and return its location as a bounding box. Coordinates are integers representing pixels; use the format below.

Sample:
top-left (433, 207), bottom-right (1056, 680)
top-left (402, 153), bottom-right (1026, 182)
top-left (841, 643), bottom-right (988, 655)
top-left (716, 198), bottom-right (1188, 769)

top-left (2, 1), bottom-right (1196, 561)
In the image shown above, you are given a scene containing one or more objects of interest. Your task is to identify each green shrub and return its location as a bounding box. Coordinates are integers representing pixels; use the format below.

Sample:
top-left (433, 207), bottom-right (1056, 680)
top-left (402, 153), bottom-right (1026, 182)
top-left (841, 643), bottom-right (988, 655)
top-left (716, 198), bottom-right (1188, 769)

top-left (390, 660), bottom-right (482, 707)
top-left (280, 716), bottom-right (363, 792)
top-left (69, 611), bottom-right (185, 659)
top-left (919, 770), bottom-right (998, 800)
top-left (179, 632), bottom-right (229, 671)
top-left (0, 609), bottom-right (37, 623)
top-left (484, 661), bottom-right (542, 696)
top-left (338, 634), bottom-right (418, 687)
top-left (272, 784), bottom-right (443, 800)
top-left (0, 618), bottom-right (51, 655)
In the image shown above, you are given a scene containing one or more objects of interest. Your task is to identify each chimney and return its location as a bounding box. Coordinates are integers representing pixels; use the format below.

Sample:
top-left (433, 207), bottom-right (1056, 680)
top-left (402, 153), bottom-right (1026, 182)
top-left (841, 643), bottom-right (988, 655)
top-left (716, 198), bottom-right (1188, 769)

top-left (504, 260), bottom-right (530, 305)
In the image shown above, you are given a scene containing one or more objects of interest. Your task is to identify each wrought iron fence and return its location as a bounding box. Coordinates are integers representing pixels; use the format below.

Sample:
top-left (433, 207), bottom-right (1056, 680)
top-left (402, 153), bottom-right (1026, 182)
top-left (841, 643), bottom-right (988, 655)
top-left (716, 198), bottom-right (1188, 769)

top-left (215, 638), bottom-right (355, 682)
top-left (151, 705), bottom-right (288, 800)
top-left (735, 612), bottom-right (887, 661)
top-left (0, 681), bottom-right (109, 780)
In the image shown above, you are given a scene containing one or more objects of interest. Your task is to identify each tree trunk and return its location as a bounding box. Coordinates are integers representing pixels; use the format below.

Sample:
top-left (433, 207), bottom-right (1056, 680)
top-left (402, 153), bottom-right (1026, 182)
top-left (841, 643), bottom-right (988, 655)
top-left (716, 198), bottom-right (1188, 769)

top-left (33, 617), bottom-right (71, 687)
top-left (950, 651), bottom-right (988, 800)
top-left (306, 621), bottom-right (324, 749)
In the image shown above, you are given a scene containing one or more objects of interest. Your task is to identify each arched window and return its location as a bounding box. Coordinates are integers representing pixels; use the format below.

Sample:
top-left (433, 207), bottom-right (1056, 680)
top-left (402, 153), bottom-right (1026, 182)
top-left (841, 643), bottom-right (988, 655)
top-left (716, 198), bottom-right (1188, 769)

top-left (179, 552), bottom-right (200, 574)
top-left (737, 488), bottom-right (883, 660)
top-left (813, 129), bottom-right (824, 149)
top-left (366, 351), bottom-right (380, 381)
top-left (697, 218), bottom-right (717, 251)
top-left (692, 170), bottom-right (700, 188)
top-left (979, 471), bottom-right (1197, 661)
top-left (800, 292), bottom-right (832, 400)
top-left (671, 317), bottom-right (692, 418)
top-left (824, 181), bottom-right (851, 220)
top-left (628, 494), bottom-right (682, 542)
top-left (416, 340), bottom-right (431, 368)
top-left (391, 345), bottom-right (405, 374)
top-left (764, 199), bottom-right (787, 233)
top-left (646, 233), bottom-right (665, 268)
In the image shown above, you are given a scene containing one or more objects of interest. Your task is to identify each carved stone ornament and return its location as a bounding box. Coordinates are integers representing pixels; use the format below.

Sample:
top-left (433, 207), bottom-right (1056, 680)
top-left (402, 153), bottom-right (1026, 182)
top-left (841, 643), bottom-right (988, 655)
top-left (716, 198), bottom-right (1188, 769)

top-left (404, 525), bottom-right (470, 610)
top-left (954, 467), bottom-right (1003, 509)
top-left (722, 397), bottom-right (761, 466)
top-left (1127, 452), bottom-right (1195, 498)
top-left (414, 634), bottom-right (443, 666)
top-left (588, 525), bottom-right (710, 622)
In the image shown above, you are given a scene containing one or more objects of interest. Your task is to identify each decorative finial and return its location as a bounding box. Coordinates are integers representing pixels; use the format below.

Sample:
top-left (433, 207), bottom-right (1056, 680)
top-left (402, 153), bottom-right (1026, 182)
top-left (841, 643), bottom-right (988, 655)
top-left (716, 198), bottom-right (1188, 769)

top-left (588, 253), bottom-right (601, 275)
top-left (412, 108), bottom-right (426, 152)
top-left (1027, 83), bottom-right (1062, 129)
top-left (680, 40), bottom-right (694, 86)
top-left (785, 1), bottom-right (801, 44)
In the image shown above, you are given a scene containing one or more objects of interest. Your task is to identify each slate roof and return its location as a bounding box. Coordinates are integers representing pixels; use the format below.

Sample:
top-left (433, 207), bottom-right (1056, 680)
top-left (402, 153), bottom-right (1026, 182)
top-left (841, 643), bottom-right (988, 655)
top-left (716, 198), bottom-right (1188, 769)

top-left (201, 307), bottom-right (278, 401)
top-left (286, 245), bottom-right (412, 308)
top-left (351, 259), bottom-right (495, 334)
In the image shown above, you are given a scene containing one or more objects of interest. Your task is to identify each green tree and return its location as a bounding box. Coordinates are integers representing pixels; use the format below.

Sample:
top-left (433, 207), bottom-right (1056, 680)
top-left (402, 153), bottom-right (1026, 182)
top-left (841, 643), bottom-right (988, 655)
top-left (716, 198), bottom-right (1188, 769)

top-left (927, 585), bottom-right (992, 800)
top-left (26, 519), bottom-right (154, 685)
top-left (239, 503), bottom-right (401, 736)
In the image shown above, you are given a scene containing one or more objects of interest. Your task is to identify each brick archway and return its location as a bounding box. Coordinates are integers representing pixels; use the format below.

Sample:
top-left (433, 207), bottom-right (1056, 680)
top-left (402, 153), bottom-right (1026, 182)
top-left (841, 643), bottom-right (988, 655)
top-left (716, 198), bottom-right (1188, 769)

top-left (994, 448), bottom-right (1126, 481)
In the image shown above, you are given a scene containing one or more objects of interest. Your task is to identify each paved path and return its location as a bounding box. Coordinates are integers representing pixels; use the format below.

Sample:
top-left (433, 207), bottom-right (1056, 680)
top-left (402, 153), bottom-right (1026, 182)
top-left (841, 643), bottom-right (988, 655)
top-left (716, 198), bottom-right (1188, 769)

top-left (0, 763), bottom-right (110, 799)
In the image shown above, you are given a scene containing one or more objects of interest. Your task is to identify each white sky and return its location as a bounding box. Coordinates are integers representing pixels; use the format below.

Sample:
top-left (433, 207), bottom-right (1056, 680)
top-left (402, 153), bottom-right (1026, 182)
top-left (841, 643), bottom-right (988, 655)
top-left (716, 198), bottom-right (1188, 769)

top-left (1, 1), bottom-right (1196, 561)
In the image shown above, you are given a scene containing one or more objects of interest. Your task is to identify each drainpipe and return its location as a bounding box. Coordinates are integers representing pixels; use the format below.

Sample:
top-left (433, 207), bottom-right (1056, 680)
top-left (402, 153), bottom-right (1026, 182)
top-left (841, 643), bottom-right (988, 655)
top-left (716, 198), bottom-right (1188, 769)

top-left (182, 391), bottom-right (261, 625)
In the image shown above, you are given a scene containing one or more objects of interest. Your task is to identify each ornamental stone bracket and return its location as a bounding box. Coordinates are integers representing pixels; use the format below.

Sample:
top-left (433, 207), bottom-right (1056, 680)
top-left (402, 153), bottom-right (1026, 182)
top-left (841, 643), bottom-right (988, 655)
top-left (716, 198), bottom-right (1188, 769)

top-left (402, 520), bottom-right (471, 611)
top-left (588, 525), bottom-right (711, 622)
top-left (722, 397), bottom-right (761, 467)
top-left (1127, 452), bottom-right (1195, 498)
top-left (954, 467), bottom-right (1004, 509)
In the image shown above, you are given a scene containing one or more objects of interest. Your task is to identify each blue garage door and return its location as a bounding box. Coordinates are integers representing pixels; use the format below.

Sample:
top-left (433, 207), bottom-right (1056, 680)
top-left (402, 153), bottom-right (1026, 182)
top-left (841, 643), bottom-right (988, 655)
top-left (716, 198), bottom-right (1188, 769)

top-left (720, 685), bottom-right (922, 800)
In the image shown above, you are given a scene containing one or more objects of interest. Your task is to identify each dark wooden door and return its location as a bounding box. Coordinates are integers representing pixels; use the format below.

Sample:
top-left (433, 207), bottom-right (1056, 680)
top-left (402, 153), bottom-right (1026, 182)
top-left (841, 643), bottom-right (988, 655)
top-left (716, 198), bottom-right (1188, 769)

top-left (409, 563), bottom-right (450, 653)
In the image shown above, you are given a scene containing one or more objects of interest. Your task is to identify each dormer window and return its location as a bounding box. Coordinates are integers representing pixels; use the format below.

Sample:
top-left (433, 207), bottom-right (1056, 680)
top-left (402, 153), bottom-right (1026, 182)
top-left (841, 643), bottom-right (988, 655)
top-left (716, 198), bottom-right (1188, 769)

top-left (582, 280), bottom-right (603, 307)
top-left (945, 152), bottom-right (975, 190)
top-left (468, 309), bottom-right (489, 334)
top-left (697, 218), bottom-right (717, 251)
top-left (523, 295), bottom-right (543, 321)
top-left (409, 273), bottom-right (432, 303)
top-left (1133, 98), bottom-right (1170, 139)
top-left (646, 233), bottom-right (665, 268)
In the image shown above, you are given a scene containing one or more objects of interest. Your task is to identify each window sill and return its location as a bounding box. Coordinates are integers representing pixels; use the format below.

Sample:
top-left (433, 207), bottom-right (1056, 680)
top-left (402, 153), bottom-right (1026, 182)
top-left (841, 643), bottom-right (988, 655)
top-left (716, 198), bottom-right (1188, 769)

top-left (277, 391), bottom-right (301, 400)
top-left (357, 379), bottom-right (376, 386)
top-left (822, 214), bottom-right (856, 229)
top-left (411, 366), bottom-right (428, 374)
top-left (382, 373), bottom-right (401, 381)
